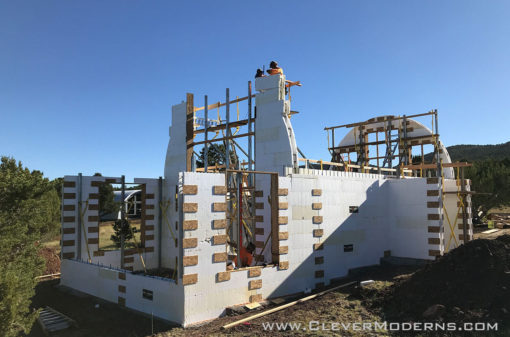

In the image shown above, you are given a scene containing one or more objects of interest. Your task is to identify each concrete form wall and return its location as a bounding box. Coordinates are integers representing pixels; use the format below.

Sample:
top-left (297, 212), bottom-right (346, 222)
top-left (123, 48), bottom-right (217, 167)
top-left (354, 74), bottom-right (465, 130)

top-left (175, 170), bottom-right (459, 325)
top-left (163, 101), bottom-right (187, 271)
top-left (60, 259), bottom-right (184, 324)
top-left (254, 74), bottom-right (298, 175)
top-left (61, 175), bottom-right (161, 271)
top-left (442, 178), bottom-right (473, 252)
top-left (61, 170), bottom-right (473, 327)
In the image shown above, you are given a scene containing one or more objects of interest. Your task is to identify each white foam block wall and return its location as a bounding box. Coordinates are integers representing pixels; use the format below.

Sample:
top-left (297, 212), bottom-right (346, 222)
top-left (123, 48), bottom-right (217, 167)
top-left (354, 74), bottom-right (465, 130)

top-left (178, 171), bottom-right (438, 325)
top-left (289, 174), bottom-right (388, 280)
top-left (62, 172), bottom-right (471, 326)
top-left (386, 178), bottom-right (431, 259)
top-left (443, 179), bottom-right (472, 252)
top-left (62, 175), bottom-right (161, 270)
top-left (163, 101), bottom-right (187, 269)
top-left (254, 75), bottom-right (298, 175)
top-left (60, 259), bottom-right (184, 324)
top-left (254, 174), bottom-right (273, 263)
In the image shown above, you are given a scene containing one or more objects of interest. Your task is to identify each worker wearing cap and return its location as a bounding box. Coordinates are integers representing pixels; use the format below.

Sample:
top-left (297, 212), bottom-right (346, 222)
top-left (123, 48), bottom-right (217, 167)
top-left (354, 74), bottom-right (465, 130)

top-left (255, 68), bottom-right (266, 78)
top-left (267, 61), bottom-right (283, 75)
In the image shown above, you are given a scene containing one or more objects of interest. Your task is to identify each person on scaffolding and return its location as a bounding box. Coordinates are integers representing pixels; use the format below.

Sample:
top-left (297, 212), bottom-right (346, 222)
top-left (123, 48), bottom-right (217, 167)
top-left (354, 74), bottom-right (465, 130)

top-left (266, 60), bottom-right (283, 75)
top-left (255, 68), bottom-right (265, 78)
top-left (227, 242), bottom-right (256, 269)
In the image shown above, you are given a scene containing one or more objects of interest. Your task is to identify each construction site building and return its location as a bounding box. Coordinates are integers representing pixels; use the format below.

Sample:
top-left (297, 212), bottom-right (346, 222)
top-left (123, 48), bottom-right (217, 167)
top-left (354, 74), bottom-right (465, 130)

top-left (59, 73), bottom-right (473, 326)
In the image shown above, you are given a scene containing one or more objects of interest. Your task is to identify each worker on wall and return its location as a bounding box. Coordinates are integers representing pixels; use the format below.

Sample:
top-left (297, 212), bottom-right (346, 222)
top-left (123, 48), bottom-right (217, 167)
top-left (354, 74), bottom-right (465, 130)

top-left (267, 61), bottom-right (283, 75)
top-left (235, 242), bottom-right (255, 267)
top-left (227, 242), bottom-right (256, 269)
top-left (255, 68), bottom-right (266, 78)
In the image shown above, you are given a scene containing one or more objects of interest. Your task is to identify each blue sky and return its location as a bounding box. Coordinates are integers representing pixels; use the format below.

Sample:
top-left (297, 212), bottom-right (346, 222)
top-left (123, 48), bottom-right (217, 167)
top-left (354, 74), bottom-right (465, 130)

top-left (1, 0), bottom-right (509, 181)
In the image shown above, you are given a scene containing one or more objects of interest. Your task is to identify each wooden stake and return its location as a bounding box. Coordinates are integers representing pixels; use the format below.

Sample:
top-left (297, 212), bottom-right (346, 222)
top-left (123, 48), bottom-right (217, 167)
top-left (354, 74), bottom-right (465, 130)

top-left (221, 281), bottom-right (357, 329)
top-left (186, 93), bottom-right (194, 172)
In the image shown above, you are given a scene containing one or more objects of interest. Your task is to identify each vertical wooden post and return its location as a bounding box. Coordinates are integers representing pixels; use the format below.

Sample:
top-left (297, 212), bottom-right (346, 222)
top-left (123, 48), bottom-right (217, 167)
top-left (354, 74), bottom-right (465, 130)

top-left (204, 95), bottom-right (209, 172)
top-left (421, 143), bottom-right (424, 177)
top-left (225, 88), bottom-right (230, 170)
top-left (140, 183), bottom-right (146, 247)
top-left (120, 175), bottom-right (125, 269)
top-left (248, 82), bottom-right (253, 172)
top-left (332, 129), bottom-right (335, 161)
top-left (238, 172), bottom-right (243, 250)
top-left (77, 173), bottom-right (82, 260)
top-left (157, 176), bottom-right (162, 268)
top-left (186, 93), bottom-right (194, 172)
top-left (461, 167), bottom-right (468, 242)
top-left (270, 174), bottom-right (279, 264)
top-left (434, 110), bottom-right (441, 178)
top-left (376, 132), bottom-right (380, 173)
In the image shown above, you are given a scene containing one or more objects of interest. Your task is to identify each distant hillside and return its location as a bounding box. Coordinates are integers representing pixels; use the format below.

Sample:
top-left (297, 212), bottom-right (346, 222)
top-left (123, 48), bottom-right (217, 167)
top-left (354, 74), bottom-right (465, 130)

top-left (424, 141), bottom-right (510, 162)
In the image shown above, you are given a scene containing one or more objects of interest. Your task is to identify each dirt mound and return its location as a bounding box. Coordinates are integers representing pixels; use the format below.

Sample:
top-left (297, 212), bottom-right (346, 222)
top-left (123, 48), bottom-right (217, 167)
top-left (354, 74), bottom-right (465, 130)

top-left (382, 235), bottom-right (510, 325)
top-left (38, 247), bottom-right (61, 275)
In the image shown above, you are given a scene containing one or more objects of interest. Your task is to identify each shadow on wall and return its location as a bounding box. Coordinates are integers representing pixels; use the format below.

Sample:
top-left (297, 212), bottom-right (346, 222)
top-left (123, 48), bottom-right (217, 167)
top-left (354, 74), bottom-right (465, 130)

top-left (266, 178), bottom-right (428, 299)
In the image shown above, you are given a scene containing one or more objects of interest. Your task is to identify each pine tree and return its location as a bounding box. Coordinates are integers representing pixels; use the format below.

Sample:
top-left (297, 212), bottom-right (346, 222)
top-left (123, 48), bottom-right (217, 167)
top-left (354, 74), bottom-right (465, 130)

top-left (0, 157), bottom-right (60, 336)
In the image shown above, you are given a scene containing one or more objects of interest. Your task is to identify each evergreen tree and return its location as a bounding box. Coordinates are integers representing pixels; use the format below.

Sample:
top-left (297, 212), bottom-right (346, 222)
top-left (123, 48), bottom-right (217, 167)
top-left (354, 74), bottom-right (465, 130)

top-left (0, 157), bottom-right (60, 336)
top-left (93, 173), bottom-right (118, 217)
top-left (196, 144), bottom-right (238, 168)
top-left (465, 158), bottom-right (510, 212)
top-left (110, 219), bottom-right (140, 248)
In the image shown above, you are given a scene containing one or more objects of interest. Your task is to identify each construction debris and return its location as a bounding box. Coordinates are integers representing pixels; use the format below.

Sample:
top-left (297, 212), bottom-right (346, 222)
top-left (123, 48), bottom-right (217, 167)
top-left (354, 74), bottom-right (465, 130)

top-left (488, 213), bottom-right (510, 229)
top-left (222, 281), bottom-right (357, 330)
top-left (37, 306), bottom-right (76, 335)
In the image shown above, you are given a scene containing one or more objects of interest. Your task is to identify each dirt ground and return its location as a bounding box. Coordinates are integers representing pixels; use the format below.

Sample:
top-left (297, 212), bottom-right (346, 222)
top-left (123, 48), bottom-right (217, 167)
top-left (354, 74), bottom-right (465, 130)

top-left (38, 247), bottom-right (60, 275)
top-left (473, 225), bottom-right (510, 240)
top-left (27, 280), bottom-right (177, 337)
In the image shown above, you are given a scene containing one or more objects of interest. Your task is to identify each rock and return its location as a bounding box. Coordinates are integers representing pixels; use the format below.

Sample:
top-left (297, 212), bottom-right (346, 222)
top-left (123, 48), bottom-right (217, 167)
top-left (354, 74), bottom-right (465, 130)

top-left (452, 306), bottom-right (464, 316)
top-left (422, 304), bottom-right (446, 318)
top-left (226, 305), bottom-right (247, 316)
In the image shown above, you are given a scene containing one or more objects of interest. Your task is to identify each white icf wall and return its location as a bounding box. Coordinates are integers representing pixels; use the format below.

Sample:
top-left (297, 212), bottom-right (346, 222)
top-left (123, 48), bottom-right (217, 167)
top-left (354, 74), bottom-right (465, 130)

top-left (163, 101), bottom-right (187, 271)
top-left (60, 259), bottom-right (184, 324)
top-left (61, 175), bottom-right (161, 271)
top-left (443, 178), bottom-right (473, 252)
top-left (386, 178), bottom-right (433, 259)
top-left (61, 170), bottom-right (472, 327)
top-left (176, 170), bottom-right (452, 326)
top-left (254, 74), bottom-right (298, 175)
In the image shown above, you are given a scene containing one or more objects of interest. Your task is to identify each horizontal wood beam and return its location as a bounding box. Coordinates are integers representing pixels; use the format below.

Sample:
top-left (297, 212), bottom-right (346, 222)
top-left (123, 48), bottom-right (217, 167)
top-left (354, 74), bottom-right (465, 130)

top-left (193, 119), bottom-right (253, 134)
top-left (329, 134), bottom-right (438, 151)
top-left (403, 162), bottom-right (472, 170)
top-left (226, 169), bottom-right (278, 175)
top-left (297, 158), bottom-right (412, 173)
top-left (194, 94), bottom-right (256, 112)
top-left (324, 111), bottom-right (436, 130)
top-left (191, 132), bottom-right (254, 146)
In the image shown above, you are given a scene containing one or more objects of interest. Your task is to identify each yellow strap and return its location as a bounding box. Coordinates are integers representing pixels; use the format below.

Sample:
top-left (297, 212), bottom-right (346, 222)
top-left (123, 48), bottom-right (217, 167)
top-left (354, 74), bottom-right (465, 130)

top-left (236, 96), bottom-right (239, 120)
top-left (160, 200), bottom-right (177, 241)
top-left (353, 128), bottom-right (358, 152)
top-left (123, 198), bottom-right (146, 273)
top-left (440, 160), bottom-right (459, 251)
top-left (172, 257), bottom-right (177, 281)
top-left (79, 199), bottom-right (92, 263)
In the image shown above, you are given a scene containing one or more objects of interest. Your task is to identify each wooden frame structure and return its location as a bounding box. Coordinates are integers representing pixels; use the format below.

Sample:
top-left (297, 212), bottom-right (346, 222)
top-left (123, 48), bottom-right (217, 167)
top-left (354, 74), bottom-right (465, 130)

top-left (185, 82), bottom-right (255, 174)
top-left (225, 169), bottom-right (280, 267)
top-left (324, 110), bottom-right (447, 177)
